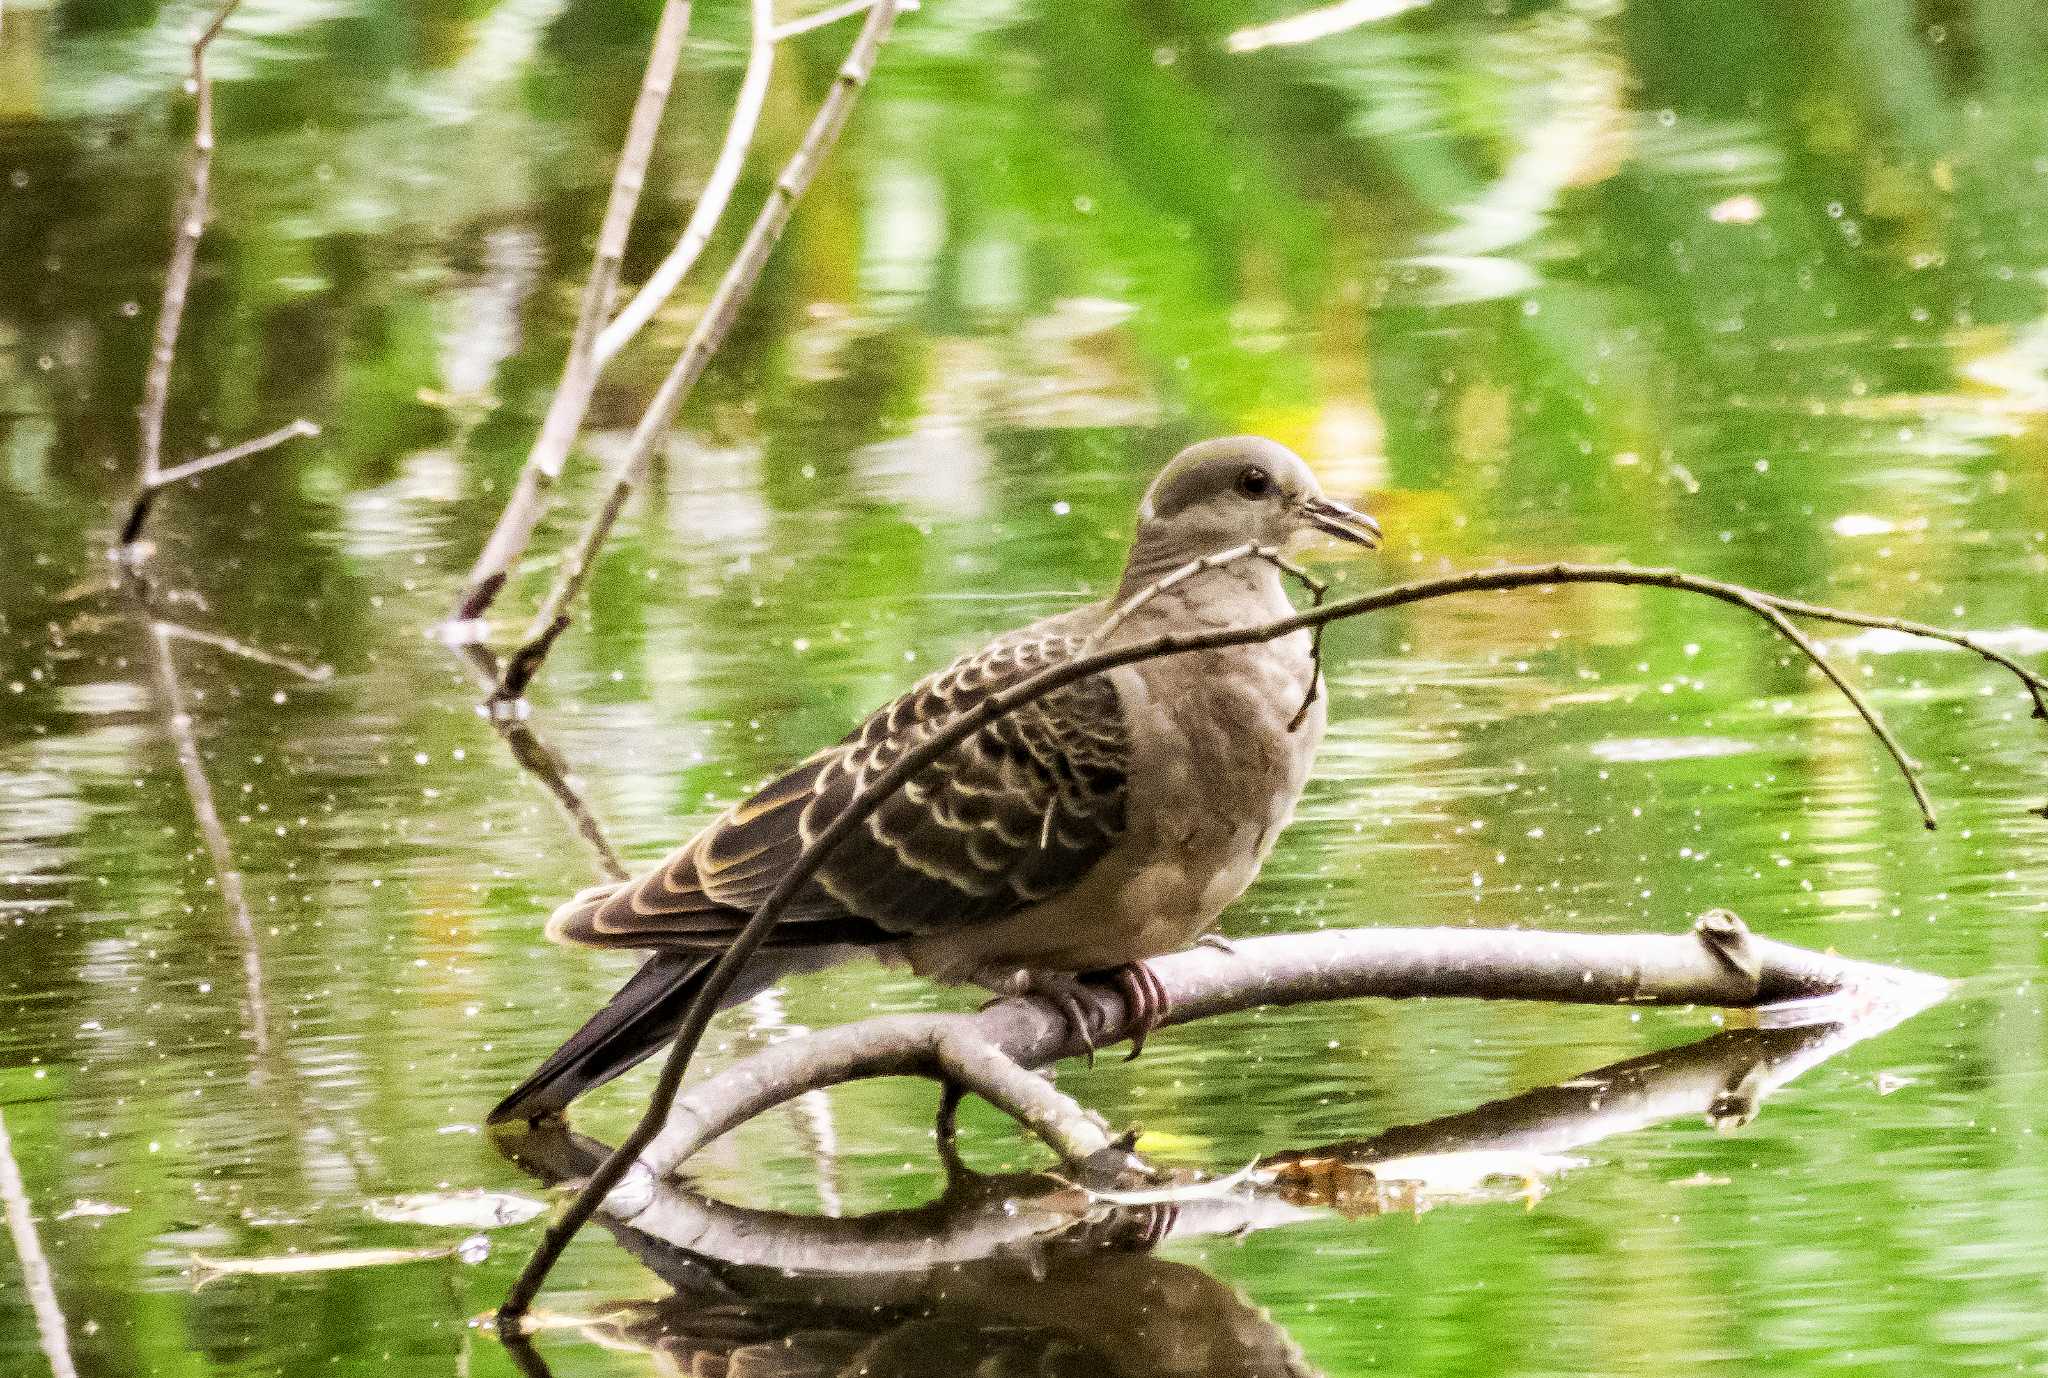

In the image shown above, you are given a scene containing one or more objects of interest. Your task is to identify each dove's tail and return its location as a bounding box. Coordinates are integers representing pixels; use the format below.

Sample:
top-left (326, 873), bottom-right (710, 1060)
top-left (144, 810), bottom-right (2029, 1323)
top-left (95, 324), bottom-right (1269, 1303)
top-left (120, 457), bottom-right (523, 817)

top-left (486, 952), bottom-right (712, 1126)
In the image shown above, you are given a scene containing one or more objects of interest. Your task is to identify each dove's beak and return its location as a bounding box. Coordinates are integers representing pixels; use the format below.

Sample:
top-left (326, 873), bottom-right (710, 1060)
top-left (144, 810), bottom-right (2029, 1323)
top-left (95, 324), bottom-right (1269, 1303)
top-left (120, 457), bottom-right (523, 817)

top-left (1302, 495), bottom-right (1383, 549)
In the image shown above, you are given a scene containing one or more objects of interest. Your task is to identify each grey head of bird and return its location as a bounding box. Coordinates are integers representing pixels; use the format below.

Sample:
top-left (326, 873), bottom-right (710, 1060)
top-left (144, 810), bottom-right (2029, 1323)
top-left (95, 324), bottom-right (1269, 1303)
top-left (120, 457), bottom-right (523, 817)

top-left (1123, 436), bottom-right (1381, 586)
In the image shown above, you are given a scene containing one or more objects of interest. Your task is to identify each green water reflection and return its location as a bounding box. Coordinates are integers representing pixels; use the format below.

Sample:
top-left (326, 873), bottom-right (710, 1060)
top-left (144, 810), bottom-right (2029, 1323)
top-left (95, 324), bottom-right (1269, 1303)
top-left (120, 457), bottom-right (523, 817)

top-left (4, 0), bottom-right (2048, 1374)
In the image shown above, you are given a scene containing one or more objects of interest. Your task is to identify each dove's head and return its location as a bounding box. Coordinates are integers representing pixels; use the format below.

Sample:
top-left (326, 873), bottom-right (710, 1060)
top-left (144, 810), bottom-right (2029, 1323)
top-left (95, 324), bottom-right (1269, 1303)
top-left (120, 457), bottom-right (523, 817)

top-left (1130, 437), bottom-right (1381, 579)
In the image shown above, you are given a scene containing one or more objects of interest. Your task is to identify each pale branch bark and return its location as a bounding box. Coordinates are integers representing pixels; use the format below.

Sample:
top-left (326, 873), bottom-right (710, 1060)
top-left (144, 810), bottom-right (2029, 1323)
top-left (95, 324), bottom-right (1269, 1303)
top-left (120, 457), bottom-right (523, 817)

top-left (451, 1), bottom-right (693, 623)
top-left (499, 557), bottom-right (2041, 1318)
top-left (149, 418), bottom-right (321, 489)
top-left (613, 916), bottom-right (1939, 1192)
top-left (595, 0), bottom-right (777, 368)
top-left (136, 0), bottom-right (240, 490)
top-left (488, 0), bottom-right (907, 707)
top-left (1225, 0), bottom-right (1431, 53)
top-left (0, 1108), bottom-right (79, 1378)
top-left (120, 3), bottom-right (318, 553)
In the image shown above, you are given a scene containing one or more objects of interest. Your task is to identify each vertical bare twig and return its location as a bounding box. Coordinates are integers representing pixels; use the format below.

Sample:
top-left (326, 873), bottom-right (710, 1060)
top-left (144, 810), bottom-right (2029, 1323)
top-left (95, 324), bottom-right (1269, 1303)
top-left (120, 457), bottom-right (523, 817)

top-left (451, 0), bottom-right (694, 623)
top-left (596, 0), bottom-right (778, 367)
top-left (121, 1), bottom-right (317, 552)
top-left (135, 0), bottom-right (239, 493)
top-left (0, 1108), bottom-right (81, 1378)
top-left (496, 0), bottom-right (908, 1320)
top-left (492, 0), bottom-right (906, 705)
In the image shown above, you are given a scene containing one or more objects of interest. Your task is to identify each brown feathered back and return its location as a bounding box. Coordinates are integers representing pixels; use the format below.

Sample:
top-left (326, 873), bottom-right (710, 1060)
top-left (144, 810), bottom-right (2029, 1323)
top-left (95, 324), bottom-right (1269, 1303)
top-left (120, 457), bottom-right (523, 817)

top-left (546, 608), bottom-right (1129, 950)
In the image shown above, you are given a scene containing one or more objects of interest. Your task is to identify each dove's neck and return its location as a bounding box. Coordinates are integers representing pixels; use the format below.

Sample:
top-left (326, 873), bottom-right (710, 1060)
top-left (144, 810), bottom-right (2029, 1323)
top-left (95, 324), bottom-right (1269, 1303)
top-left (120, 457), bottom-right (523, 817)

top-left (1112, 529), bottom-right (1295, 625)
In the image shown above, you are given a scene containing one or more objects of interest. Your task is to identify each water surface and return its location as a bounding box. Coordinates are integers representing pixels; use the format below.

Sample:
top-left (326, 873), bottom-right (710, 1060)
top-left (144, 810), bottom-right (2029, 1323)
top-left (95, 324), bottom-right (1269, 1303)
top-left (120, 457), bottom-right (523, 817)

top-left (4, 1), bottom-right (2048, 1373)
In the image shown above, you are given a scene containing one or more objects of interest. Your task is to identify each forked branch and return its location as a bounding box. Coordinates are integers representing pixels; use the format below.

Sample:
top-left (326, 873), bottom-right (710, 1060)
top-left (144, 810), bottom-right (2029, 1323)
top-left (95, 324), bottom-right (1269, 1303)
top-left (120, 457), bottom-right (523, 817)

top-left (488, 0), bottom-right (908, 704)
top-left (122, 0), bottom-right (317, 554)
top-left (451, 0), bottom-right (696, 622)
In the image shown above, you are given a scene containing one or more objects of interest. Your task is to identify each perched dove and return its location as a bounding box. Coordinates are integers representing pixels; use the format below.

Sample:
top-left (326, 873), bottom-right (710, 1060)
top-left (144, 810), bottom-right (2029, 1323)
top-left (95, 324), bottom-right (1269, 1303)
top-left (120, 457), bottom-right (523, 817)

top-left (489, 437), bottom-right (1381, 1124)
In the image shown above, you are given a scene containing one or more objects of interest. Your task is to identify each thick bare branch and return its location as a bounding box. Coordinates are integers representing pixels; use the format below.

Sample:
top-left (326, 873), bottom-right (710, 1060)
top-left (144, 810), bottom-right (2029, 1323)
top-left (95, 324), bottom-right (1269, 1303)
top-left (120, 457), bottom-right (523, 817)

top-left (490, 0), bottom-right (906, 707)
top-left (499, 989), bottom-right (1932, 1293)
top-left (614, 917), bottom-right (1939, 1189)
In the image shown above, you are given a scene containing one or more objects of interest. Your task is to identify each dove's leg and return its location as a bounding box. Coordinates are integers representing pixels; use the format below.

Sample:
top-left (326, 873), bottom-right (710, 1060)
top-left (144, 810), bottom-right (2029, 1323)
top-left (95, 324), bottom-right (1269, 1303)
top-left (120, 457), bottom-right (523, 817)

top-left (1101, 961), bottom-right (1171, 1061)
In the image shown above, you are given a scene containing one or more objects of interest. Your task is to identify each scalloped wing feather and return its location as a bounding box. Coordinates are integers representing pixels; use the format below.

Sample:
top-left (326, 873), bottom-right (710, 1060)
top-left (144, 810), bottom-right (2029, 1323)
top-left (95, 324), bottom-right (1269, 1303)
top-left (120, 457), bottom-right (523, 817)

top-left (545, 623), bottom-right (1128, 951)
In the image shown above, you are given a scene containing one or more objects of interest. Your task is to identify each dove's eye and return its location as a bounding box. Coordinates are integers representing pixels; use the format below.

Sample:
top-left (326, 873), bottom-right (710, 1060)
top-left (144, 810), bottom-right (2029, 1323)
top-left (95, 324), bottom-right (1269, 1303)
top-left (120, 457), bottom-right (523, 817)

top-left (1236, 466), bottom-right (1273, 499)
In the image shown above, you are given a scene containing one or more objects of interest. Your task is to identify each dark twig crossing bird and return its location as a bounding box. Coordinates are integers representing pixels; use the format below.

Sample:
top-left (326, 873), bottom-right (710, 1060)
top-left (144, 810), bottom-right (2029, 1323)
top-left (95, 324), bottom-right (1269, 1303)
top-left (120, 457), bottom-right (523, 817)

top-left (488, 438), bottom-right (1382, 1125)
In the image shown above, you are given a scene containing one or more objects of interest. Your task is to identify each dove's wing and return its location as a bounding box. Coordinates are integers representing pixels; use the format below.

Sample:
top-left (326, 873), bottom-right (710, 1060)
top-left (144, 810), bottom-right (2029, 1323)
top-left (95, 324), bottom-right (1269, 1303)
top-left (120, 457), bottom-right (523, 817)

top-left (547, 622), bottom-right (1129, 950)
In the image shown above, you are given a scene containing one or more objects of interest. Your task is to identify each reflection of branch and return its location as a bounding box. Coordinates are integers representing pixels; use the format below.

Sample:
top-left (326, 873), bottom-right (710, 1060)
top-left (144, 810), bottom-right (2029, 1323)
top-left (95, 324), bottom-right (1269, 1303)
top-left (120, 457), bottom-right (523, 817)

top-left (1266, 1006), bottom-right (1932, 1214)
top-left (157, 619), bottom-right (333, 681)
top-left (0, 1108), bottom-right (79, 1378)
top-left (122, 2), bottom-right (317, 552)
top-left (735, 988), bottom-right (844, 1216)
top-left (451, 0), bottom-right (694, 623)
top-left (129, 587), bottom-right (274, 1057)
top-left (488, 0), bottom-right (908, 707)
top-left (494, 991), bottom-right (1933, 1374)
top-left (449, 640), bottom-right (628, 882)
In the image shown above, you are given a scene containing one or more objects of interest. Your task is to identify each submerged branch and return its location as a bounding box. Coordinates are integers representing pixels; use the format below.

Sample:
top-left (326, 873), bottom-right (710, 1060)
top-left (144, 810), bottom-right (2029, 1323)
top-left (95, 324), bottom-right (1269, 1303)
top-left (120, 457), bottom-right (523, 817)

top-left (503, 557), bottom-right (2039, 1317)
top-left (452, 0), bottom-right (694, 622)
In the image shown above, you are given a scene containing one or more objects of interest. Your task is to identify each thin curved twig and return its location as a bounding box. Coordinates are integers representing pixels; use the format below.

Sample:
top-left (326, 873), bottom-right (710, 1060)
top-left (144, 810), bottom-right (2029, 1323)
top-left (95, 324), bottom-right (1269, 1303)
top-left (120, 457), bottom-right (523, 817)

top-left (1086, 543), bottom-right (1328, 727)
top-left (501, 558), bottom-right (2040, 1317)
top-left (1728, 587), bottom-right (1937, 828)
